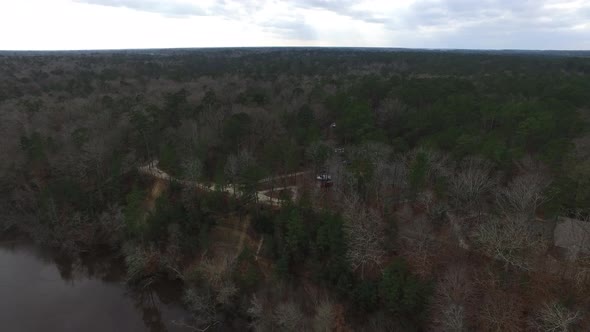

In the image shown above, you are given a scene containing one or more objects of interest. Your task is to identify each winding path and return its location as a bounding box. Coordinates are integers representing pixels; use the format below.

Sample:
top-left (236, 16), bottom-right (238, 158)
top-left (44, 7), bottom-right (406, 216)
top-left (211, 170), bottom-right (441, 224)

top-left (138, 160), bottom-right (302, 206)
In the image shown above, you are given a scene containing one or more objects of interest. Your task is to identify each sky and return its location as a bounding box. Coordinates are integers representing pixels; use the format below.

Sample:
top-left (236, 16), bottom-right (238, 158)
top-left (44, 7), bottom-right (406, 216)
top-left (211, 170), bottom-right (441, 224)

top-left (0, 0), bottom-right (588, 50)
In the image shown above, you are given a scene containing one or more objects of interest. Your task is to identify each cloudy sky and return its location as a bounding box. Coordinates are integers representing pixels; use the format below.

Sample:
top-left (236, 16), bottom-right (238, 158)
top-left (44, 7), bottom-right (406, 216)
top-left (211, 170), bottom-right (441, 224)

top-left (0, 0), bottom-right (588, 50)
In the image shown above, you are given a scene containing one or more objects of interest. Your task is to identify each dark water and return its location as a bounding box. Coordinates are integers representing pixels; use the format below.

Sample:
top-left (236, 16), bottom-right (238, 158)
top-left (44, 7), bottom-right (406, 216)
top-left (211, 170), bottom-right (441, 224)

top-left (0, 241), bottom-right (191, 332)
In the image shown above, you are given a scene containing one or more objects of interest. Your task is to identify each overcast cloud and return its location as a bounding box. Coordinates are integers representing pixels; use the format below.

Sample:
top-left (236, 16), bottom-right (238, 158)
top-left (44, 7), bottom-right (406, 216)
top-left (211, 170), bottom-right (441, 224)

top-left (76, 0), bottom-right (207, 16)
top-left (0, 0), bottom-right (588, 50)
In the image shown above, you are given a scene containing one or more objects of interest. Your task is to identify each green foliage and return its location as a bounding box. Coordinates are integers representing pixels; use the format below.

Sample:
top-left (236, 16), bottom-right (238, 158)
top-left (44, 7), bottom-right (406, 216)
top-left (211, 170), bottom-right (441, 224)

top-left (315, 213), bottom-right (346, 257)
top-left (19, 98), bottom-right (43, 114)
top-left (124, 185), bottom-right (145, 237)
top-left (291, 105), bottom-right (320, 144)
top-left (379, 259), bottom-right (430, 316)
top-left (550, 158), bottom-right (590, 217)
top-left (262, 138), bottom-right (299, 174)
top-left (270, 208), bottom-right (352, 282)
top-left (71, 127), bottom-right (89, 150)
top-left (239, 164), bottom-right (266, 205)
top-left (305, 141), bottom-right (332, 172)
top-left (181, 156), bottom-right (203, 182)
top-left (355, 75), bottom-right (391, 108)
top-left (338, 101), bottom-right (378, 143)
top-left (252, 210), bottom-right (275, 234)
top-left (201, 89), bottom-right (219, 109)
top-left (409, 151), bottom-right (429, 193)
top-left (275, 250), bottom-right (290, 278)
top-left (20, 132), bottom-right (47, 163)
top-left (162, 88), bottom-right (190, 127)
top-left (129, 107), bottom-right (158, 159)
top-left (235, 247), bottom-right (261, 289)
top-left (223, 112), bottom-right (252, 150)
top-left (200, 189), bottom-right (232, 214)
top-left (145, 195), bottom-right (183, 242)
top-left (4, 49), bottom-right (590, 330)
top-left (158, 143), bottom-right (179, 175)
top-left (237, 87), bottom-right (268, 106)
top-left (48, 178), bottom-right (88, 209)
top-left (354, 280), bottom-right (379, 311)
top-left (284, 209), bottom-right (307, 260)
top-left (37, 178), bottom-right (89, 224)
top-left (103, 151), bottom-right (126, 201)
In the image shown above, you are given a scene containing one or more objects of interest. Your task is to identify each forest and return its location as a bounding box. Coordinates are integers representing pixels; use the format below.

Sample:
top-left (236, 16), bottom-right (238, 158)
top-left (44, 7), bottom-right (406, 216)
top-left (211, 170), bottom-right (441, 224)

top-left (1, 48), bottom-right (590, 331)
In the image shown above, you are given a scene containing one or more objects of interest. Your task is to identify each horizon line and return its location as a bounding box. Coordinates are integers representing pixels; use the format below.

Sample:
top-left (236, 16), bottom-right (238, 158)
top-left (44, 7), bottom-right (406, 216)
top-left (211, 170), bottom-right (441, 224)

top-left (1, 46), bottom-right (589, 53)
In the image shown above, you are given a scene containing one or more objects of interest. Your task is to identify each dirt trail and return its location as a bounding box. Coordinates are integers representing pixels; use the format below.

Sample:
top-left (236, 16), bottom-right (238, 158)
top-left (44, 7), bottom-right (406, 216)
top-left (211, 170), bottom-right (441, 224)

top-left (257, 186), bottom-right (299, 201)
top-left (139, 178), bottom-right (168, 226)
top-left (208, 215), bottom-right (259, 262)
top-left (235, 216), bottom-right (251, 257)
top-left (138, 161), bottom-right (304, 266)
top-left (255, 236), bottom-right (264, 261)
top-left (138, 160), bottom-right (302, 206)
top-left (145, 178), bottom-right (166, 212)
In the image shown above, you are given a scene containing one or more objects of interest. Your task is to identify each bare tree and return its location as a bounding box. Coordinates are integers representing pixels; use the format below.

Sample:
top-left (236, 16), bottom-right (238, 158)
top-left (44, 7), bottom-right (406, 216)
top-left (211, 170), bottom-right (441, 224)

top-left (401, 148), bottom-right (451, 200)
top-left (375, 97), bottom-right (408, 125)
top-left (418, 189), bottom-right (448, 224)
top-left (399, 235), bottom-right (439, 278)
top-left (439, 304), bottom-right (466, 332)
top-left (198, 100), bottom-right (227, 142)
top-left (390, 159), bottom-right (410, 190)
top-left (193, 254), bottom-right (239, 307)
top-left (251, 109), bottom-right (284, 151)
top-left (478, 290), bottom-right (524, 332)
top-left (197, 254), bottom-right (236, 290)
top-left (94, 204), bottom-right (125, 248)
top-left (404, 148), bottom-right (451, 180)
top-left (371, 160), bottom-right (398, 213)
top-left (306, 141), bottom-right (331, 174)
top-left (274, 301), bottom-right (304, 332)
top-left (247, 294), bottom-right (270, 331)
top-left (215, 281), bottom-right (238, 307)
top-left (181, 288), bottom-right (220, 331)
top-left (177, 120), bottom-right (201, 153)
top-left (224, 150), bottom-right (255, 196)
top-left (449, 157), bottom-right (495, 216)
top-left (476, 216), bottom-right (547, 270)
top-left (349, 142), bottom-right (392, 166)
top-left (182, 156), bottom-right (203, 182)
top-left (497, 172), bottom-right (550, 220)
top-left (313, 299), bottom-right (335, 332)
top-left (430, 265), bottom-right (472, 332)
top-left (327, 155), bottom-right (357, 203)
top-left (343, 200), bottom-right (386, 278)
top-left (224, 153), bottom-right (240, 193)
top-left (123, 244), bottom-right (181, 286)
top-left (534, 302), bottom-right (581, 332)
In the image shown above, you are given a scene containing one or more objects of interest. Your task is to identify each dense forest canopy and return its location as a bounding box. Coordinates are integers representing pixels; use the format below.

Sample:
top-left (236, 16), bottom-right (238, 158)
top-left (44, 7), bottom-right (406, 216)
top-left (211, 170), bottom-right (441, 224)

top-left (1, 48), bottom-right (590, 331)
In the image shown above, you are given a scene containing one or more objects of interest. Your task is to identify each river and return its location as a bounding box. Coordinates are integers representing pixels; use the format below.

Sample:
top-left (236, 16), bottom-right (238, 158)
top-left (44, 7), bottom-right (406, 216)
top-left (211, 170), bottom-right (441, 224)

top-left (0, 240), bottom-right (192, 332)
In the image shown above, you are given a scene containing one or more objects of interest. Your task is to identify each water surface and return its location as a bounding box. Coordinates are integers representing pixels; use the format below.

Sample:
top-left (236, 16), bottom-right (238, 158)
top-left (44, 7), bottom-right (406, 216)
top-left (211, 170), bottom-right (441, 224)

top-left (0, 241), bottom-right (191, 332)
